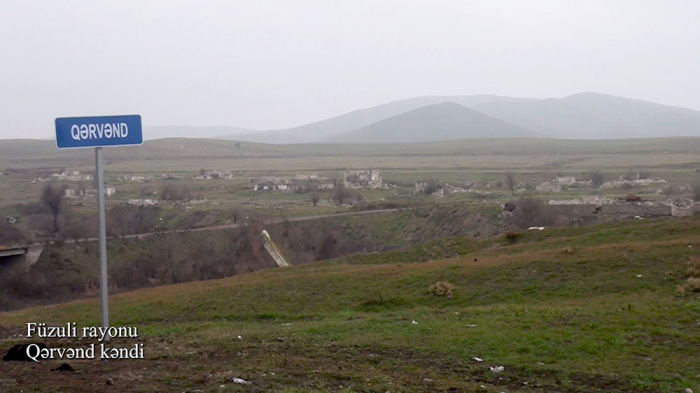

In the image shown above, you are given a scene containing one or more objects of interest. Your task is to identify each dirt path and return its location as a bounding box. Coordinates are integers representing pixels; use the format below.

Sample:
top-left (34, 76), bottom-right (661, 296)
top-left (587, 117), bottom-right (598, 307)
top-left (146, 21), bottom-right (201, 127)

top-left (37, 208), bottom-right (402, 246)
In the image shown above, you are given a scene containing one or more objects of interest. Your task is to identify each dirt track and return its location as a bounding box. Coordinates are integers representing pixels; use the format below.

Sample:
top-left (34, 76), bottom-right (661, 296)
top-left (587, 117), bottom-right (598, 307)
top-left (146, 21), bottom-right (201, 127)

top-left (40, 208), bottom-right (402, 245)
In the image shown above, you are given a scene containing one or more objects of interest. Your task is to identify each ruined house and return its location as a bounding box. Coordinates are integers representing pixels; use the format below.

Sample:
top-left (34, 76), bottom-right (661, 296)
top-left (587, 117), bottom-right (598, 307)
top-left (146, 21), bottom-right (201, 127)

top-left (187, 194), bottom-right (208, 205)
top-left (128, 199), bottom-right (158, 206)
top-left (415, 181), bottom-right (467, 196)
top-left (554, 176), bottom-right (577, 185)
top-left (122, 174), bottom-right (152, 182)
top-left (194, 170), bottom-right (234, 180)
top-left (33, 171), bottom-right (93, 183)
top-left (64, 187), bottom-right (115, 198)
top-left (600, 178), bottom-right (666, 190)
top-left (295, 173), bottom-right (320, 181)
top-left (344, 170), bottom-right (383, 189)
top-left (536, 182), bottom-right (562, 192)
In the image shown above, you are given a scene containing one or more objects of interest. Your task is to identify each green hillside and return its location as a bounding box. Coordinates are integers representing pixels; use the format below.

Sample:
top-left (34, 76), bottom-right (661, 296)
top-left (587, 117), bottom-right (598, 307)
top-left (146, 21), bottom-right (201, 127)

top-left (1, 216), bottom-right (699, 392)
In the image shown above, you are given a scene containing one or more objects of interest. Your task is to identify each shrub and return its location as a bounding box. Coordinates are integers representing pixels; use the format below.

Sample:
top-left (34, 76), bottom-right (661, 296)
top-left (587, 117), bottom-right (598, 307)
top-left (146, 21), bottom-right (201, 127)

top-left (316, 232), bottom-right (341, 260)
top-left (678, 257), bottom-right (700, 295)
top-left (626, 194), bottom-right (642, 202)
top-left (688, 256), bottom-right (700, 278)
top-left (683, 278), bottom-right (700, 293)
top-left (160, 183), bottom-right (191, 201)
top-left (504, 231), bottom-right (523, 244)
top-left (107, 205), bottom-right (161, 236)
top-left (662, 185), bottom-right (682, 196)
top-left (429, 281), bottom-right (454, 297)
top-left (62, 214), bottom-right (97, 241)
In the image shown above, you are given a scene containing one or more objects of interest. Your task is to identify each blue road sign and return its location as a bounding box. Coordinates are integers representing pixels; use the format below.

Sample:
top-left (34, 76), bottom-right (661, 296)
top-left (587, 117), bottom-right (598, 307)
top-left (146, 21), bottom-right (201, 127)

top-left (55, 115), bottom-right (143, 149)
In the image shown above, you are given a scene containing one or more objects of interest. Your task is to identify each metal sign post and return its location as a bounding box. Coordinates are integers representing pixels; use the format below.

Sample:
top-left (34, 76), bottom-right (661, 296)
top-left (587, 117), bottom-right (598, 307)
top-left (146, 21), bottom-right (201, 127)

top-left (55, 115), bottom-right (143, 331)
top-left (95, 147), bottom-right (109, 330)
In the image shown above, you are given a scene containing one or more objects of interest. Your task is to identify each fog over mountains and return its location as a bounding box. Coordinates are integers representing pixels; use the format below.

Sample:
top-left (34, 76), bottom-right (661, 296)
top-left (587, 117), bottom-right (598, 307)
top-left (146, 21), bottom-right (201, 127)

top-left (148, 92), bottom-right (700, 143)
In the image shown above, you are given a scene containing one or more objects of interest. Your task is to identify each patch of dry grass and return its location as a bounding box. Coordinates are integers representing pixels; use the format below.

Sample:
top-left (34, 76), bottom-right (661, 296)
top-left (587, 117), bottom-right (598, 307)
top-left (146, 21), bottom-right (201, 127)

top-left (429, 281), bottom-right (454, 297)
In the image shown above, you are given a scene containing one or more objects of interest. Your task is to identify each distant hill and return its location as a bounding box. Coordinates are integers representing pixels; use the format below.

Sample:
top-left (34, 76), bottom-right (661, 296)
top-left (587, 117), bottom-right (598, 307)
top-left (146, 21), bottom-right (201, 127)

top-left (219, 92), bottom-right (700, 143)
top-left (216, 95), bottom-right (537, 143)
top-left (471, 92), bottom-right (700, 139)
top-left (326, 102), bottom-right (540, 143)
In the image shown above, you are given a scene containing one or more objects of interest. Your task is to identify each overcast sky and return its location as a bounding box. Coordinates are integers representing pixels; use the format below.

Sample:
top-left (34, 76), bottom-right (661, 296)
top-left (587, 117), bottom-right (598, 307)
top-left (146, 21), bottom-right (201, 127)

top-left (1, 0), bottom-right (699, 139)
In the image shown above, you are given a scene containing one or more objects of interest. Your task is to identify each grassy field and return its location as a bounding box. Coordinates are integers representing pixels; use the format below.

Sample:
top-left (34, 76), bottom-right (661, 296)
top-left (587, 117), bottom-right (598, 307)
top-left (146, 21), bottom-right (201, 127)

top-left (3, 137), bottom-right (700, 220)
top-left (1, 215), bottom-right (699, 392)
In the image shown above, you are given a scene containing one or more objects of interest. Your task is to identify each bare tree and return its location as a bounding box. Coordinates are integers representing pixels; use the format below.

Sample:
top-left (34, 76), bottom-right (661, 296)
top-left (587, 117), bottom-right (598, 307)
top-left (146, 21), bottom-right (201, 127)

top-left (505, 173), bottom-right (517, 196)
top-left (231, 209), bottom-right (240, 224)
top-left (107, 205), bottom-right (161, 236)
top-left (693, 185), bottom-right (700, 202)
top-left (421, 179), bottom-right (442, 195)
top-left (589, 170), bottom-right (605, 188)
top-left (40, 183), bottom-right (65, 236)
top-left (331, 184), bottom-right (353, 206)
top-left (160, 183), bottom-right (191, 201)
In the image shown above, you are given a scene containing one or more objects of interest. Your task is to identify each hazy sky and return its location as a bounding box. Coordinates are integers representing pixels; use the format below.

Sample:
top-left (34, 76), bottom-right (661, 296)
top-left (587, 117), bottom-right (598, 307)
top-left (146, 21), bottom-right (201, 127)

top-left (1, 0), bottom-right (699, 139)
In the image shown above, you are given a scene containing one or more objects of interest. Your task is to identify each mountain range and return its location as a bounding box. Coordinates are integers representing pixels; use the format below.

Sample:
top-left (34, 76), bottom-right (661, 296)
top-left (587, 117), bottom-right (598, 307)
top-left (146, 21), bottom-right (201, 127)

top-left (472, 93), bottom-right (700, 139)
top-left (152, 93), bottom-right (700, 144)
top-left (138, 92), bottom-right (700, 143)
top-left (211, 94), bottom-right (535, 143)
